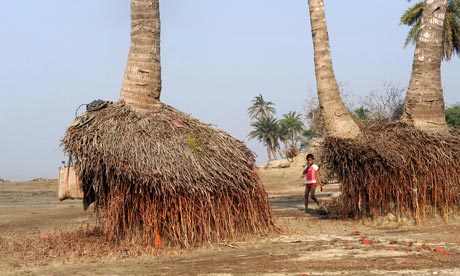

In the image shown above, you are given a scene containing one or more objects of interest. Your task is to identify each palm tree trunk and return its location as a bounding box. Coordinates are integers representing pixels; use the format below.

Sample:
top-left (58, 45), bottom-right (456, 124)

top-left (402, 0), bottom-right (448, 133)
top-left (271, 147), bottom-right (277, 160)
top-left (276, 147), bottom-right (284, 159)
top-left (266, 147), bottom-right (273, 161)
top-left (119, 0), bottom-right (162, 114)
top-left (307, 0), bottom-right (360, 139)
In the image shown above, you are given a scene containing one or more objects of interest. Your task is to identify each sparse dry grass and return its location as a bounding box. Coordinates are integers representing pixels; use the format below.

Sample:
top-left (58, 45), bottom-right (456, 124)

top-left (0, 225), bottom-right (168, 267)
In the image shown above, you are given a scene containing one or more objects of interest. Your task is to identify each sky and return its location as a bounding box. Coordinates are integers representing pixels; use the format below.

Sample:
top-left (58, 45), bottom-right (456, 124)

top-left (0, 1), bottom-right (458, 181)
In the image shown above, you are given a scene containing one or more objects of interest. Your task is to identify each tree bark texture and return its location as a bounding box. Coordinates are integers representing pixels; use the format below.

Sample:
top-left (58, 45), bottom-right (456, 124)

top-left (120, 0), bottom-right (162, 113)
top-left (402, 0), bottom-right (448, 133)
top-left (307, 0), bottom-right (360, 139)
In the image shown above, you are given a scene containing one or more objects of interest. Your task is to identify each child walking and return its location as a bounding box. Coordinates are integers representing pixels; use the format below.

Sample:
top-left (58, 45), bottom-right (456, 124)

top-left (303, 153), bottom-right (323, 212)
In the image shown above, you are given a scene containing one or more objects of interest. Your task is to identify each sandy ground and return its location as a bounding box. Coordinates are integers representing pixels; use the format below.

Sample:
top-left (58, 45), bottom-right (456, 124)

top-left (1, 169), bottom-right (460, 276)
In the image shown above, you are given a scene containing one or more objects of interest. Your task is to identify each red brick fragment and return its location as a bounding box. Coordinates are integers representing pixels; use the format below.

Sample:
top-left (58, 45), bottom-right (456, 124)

top-left (361, 239), bottom-right (373, 245)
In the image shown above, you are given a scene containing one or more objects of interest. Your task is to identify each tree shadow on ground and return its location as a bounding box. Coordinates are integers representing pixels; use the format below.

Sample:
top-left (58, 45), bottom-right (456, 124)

top-left (269, 194), bottom-right (331, 218)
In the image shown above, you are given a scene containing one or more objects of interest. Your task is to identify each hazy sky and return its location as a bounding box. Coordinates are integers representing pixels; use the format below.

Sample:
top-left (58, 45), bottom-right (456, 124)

top-left (0, 1), bottom-right (458, 181)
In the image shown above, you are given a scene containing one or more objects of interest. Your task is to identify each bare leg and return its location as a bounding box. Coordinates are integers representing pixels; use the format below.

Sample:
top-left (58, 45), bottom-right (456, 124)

top-left (309, 186), bottom-right (321, 207)
top-left (304, 186), bottom-right (311, 212)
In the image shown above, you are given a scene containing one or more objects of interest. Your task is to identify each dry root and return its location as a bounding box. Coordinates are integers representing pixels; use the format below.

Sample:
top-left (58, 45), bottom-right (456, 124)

top-left (322, 122), bottom-right (460, 222)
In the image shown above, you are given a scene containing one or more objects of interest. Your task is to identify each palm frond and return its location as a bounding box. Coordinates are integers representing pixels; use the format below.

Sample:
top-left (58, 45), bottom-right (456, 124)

top-left (404, 20), bottom-right (421, 47)
top-left (444, 16), bottom-right (454, 60)
top-left (401, 1), bottom-right (424, 47)
top-left (447, 0), bottom-right (460, 59)
top-left (247, 94), bottom-right (276, 119)
top-left (402, 0), bottom-right (460, 59)
top-left (400, 1), bottom-right (424, 26)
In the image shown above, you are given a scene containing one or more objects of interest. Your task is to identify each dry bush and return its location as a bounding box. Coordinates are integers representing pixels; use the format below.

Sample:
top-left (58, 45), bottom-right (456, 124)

top-left (362, 82), bottom-right (405, 122)
top-left (0, 224), bottom-right (192, 267)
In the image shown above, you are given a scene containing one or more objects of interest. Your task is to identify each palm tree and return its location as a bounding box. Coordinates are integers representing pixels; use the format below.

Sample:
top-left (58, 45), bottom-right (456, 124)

top-left (63, 0), bottom-right (276, 246)
top-left (119, 0), bottom-right (162, 113)
top-left (248, 116), bottom-right (281, 160)
top-left (307, 0), bottom-right (360, 139)
top-left (401, 0), bottom-right (460, 61)
top-left (401, 0), bottom-right (449, 133)
top-left (247, 94), bottom-right (276, 120)
top-left (279, 111), bottom-right (305, 149)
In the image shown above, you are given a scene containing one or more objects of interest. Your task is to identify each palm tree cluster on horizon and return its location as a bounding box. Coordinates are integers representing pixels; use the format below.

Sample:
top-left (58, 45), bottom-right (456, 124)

top-left (247, 94), bottom-right (306, 161)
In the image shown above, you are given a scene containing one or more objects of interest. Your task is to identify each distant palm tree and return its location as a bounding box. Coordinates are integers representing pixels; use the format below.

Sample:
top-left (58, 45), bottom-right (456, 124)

top-left (279, 111), bottom-right (305, 149)
top-left (247, 94), bottom-right (276, 120)
top-left (401, 0), bottom-right (449, 133)
top-left (248, 116), bottom-right (281, 160)
top-left (401, 0), bottom-right (460, 60)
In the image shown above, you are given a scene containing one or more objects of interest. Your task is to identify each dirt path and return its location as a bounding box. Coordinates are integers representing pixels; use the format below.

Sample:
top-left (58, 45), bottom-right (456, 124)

top-left (1, 178), bottom-right (460, 275)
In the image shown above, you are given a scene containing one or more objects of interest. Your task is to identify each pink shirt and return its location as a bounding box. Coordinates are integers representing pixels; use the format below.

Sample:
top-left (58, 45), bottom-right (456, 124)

top-left (304, 164), bottom-right (319, 184)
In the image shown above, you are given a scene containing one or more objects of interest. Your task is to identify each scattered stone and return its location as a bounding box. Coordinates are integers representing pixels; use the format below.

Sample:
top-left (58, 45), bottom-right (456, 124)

top-left (402, 241), bottom-right (413, 247)
top-left (413, 241), bottom-right (424, 247)
top-left (331, 191), bottom-right (342, 199)
top-left (264, 159), bottom-right (291, 169)
top-left (385, 212), bottom-right (396, 222)
top-left (360, 239), bottom-right (373, 245)
top-left (418, 246), bottom-right (431, 251)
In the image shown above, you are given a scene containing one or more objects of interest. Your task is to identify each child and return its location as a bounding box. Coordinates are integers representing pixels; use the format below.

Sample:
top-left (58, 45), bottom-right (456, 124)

top-left (302, 153), bottom-right (323, 212)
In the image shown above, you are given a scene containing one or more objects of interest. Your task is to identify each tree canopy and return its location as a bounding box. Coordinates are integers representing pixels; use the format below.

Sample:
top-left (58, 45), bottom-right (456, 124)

top-left (279, 111), bottom-right (305, 149)
top-left (248, 116), bottom-right (282, 160)
top-left (401, 0), bottom-right (460, 60)
top-left (247, 94), bottom-right (276, 120)
top-left (446, 105), bottom-right (460, 128)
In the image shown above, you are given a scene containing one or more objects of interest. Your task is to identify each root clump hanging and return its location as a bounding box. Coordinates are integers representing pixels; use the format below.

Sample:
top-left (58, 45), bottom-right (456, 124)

top-left (62, 102), bottom-right (275, 248)
top-left (322, 122), bottom-right (460, 222)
